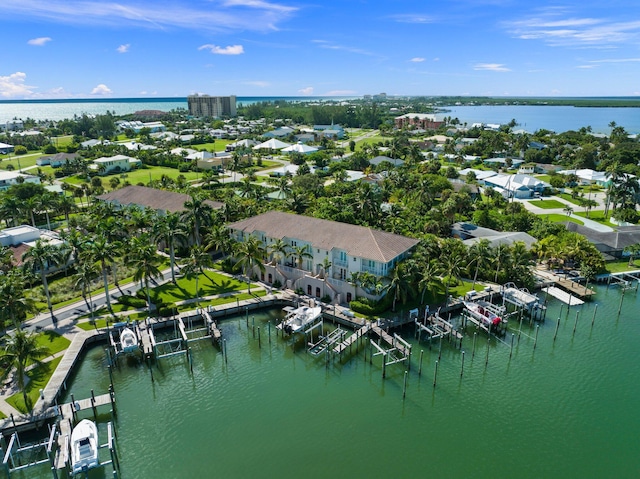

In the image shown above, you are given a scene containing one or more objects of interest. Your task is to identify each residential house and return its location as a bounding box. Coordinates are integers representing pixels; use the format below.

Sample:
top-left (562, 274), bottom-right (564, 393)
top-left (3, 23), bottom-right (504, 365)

top-left (92, 155), bottom-right (139, 174)
top-left (96, 185), bottom-right (223, 215)
top-left (227, 211), bottom-right (420, 303)
top-left (0, 225), bottom-right (66, 269)
top-left (0, 142), bottom-right (15, 154)
top-left (452, 222), bottom-right (538, 249)
top-left (0, 171), bottom-right (40, 191)
top-left (483, 174), bottom-right (548, 199)
top-left (36, 152), bottom-right (78, 167)
top-left (395, 113), bottom-right (444, 130)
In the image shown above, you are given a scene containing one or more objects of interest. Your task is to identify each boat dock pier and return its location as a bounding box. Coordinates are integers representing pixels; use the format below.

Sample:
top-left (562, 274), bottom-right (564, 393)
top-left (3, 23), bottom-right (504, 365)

top-left (501, 283), bottom-right (546, 320)
top-left (332, 323), bottom-right (372, 356)
top-left (368, 322), bottom-right (412, 378)
top-left (534, 270), bottom-right (595, 299)
top-left (414, 313), bottom-right (463, 348)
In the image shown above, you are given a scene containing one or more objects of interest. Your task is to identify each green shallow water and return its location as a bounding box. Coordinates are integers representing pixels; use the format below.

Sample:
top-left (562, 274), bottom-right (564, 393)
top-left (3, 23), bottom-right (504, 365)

top-left (9, 285), bottom-right (640, 478)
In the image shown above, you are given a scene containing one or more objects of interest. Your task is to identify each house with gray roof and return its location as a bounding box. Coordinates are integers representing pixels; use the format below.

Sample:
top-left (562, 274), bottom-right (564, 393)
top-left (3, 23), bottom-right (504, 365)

top-left (96, 185), bottom-right (223, 215)
top-left (228, 211), bottom-right (419, 303)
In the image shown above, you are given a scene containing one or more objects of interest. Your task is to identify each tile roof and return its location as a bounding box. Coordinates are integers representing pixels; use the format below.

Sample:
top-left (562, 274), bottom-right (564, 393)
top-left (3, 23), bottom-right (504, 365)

top-left (96, 185), bottom-right (223, 214)
top-left (228, 211), bottom-right (419, 263)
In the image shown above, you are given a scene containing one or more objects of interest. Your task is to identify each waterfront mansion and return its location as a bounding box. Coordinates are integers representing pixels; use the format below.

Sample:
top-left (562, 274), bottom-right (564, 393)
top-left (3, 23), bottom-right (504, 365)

top-left (228, 211), bottom-right (420, 303)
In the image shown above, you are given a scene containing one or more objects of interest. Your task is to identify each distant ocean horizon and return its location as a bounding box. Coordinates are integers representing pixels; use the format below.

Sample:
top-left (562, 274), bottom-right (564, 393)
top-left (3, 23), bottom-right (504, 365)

top-left (1, 96), bottom-right (640, 134)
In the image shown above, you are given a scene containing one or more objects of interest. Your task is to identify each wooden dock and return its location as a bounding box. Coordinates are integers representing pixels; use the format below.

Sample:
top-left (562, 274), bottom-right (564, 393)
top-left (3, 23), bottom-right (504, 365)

top-left (371, 324), bottom-right (411, 357)
top-left (535, 270), bottom-right (595, 298)
top-left (333, 323), bottom-right (371, 355)
top-left (415, 315), bottom-right (463, 344)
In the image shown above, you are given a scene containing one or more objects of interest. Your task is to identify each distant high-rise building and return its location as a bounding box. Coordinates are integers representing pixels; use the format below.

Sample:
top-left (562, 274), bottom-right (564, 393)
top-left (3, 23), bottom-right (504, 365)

top-left (187, 94), bottom-right (237, 118)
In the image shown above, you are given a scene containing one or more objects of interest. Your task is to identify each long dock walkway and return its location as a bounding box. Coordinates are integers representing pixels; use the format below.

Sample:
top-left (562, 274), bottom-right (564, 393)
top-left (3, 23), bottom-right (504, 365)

top-left (333, 323), bottom-right (372, 354)
top-left (534, 270), bottom-right (595, 297)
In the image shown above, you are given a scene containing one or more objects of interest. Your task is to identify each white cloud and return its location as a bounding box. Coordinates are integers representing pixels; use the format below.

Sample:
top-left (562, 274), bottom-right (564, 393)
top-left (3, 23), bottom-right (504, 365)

top-left (198, 44), bottom-right (244, 55)
top-left (433, 57), bottom-right (440, 62)
top-left (0, 72), bottom-right (36, 98)
top-left (505, 10), bottom-right (640, 48)
top-left (0, 0), bottom-right (297, 33)
top-left (410, 57), bottom-right (425, 63)
top-left (27, 36), bottom-right (52, 46)
top-left (298, 86), bottom-right (314, 95)
top-left (474, 63), bottom-right (511, 72)
top-left (117, 44), bottom-right (130, 53)
top-left (589, 58), bottom-right (640, 63)
top-left (577, 64), bottom-right (597, 69)
top-left (390, 14), bottom-right (435, 24)
top-left (90, 84), bottom-right (112, 95)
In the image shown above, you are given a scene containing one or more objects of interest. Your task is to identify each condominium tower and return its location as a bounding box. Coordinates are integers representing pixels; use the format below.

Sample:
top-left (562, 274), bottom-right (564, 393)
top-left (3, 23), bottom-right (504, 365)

top-left (187, 95), bottom-right (237, 118)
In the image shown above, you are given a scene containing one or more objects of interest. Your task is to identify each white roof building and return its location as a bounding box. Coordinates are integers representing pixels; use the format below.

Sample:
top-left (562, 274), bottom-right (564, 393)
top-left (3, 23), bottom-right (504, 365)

top-left (0, 171), bottom-right (41, 190)
top-left (253, 139), bottom-right (292, 150)
top-left (281, 142), bottom-right (319, 155)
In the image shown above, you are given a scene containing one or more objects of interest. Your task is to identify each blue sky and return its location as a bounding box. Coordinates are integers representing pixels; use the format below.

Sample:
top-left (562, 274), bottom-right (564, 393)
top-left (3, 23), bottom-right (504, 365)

top-left (2, 0), bottom-right (640, 99)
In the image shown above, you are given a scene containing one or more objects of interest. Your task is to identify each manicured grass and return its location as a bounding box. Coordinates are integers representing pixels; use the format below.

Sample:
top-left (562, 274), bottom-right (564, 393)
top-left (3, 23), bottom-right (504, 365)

top-left (354, 136), bottom-right (393, 151)
top-left (61, 166), bottom-right (200, 187)
top-left (191, 140), bottom-right (233, 152)
top-left (539, 214), bottom-right (584, 225)
top-left (149, 272), bottom-right (254, 304)
top-left (35, 331), bottom-right (71, 358)
top-left (6, 357), bottom-right (63, 413)
top-left (0, 152), bottom-right (45, 170)
top-left (606, 259), bottom-right (640, 273)
top-left (532, 199), bottom-right (567, 209)
top-left (0, 411), bottom-right (6, 419)
top-left (573, 210), bottom-right (614, 224)
top-left (558, 193), bottom-right (585, 206)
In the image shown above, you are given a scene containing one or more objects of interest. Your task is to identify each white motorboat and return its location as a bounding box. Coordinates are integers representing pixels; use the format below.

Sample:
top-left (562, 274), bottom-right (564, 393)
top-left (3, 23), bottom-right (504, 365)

top-left (278, 305), bottom-right (323, 334)
top-left (70, 419), bottom-right (99, 474)
top-left (463, 301), bottom-right (505, 328)
top-left (119, 327), bottom-right (138, 353)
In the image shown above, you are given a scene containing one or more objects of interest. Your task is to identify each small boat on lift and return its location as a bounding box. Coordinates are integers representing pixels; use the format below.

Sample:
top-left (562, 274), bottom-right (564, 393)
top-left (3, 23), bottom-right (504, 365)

top-left (119, 327), bottom-right (138, 353)
top-left (278, 304), bottom-right (323, 335)
top-left (70, 419), bottom-right (99, 475)
top-left (463, 301), bottom-right (505, 329)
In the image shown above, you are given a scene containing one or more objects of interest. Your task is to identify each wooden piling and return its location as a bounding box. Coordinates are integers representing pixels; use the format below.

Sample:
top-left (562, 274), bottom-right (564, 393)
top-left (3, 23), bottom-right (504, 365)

top-left (90, 389), bottom-right (97, 421)
top-left (382, 352), bottom-right (387, 379)
top-left (402, 370), bottom-right (408, 399)
top-left (418, 350), bottom-right (424, 376)
top-left (433, 360), bottom-right (438, 387)
top-left (591, 304), bottom-right (598, 328)
top-left (554, 316), bottom-right (560, 341)
top-left (485, 338), bottom-right (490, 366)
top-left (573, 311), bottom-right (579, 336)
top-left (268, 321), bottom-right (271, 344)
top-left (510, 333), bottom-right (515, 359)
top-left (258, 327), bottom-right (261, 348)
top-left (534, 324), bottom-right (539, 349)
top-left (472, 332), bottom-right (477, 358)
top-left (618, 288), bottom-right (625, 316)
top-left (460, 350), bottom-right (465, 377)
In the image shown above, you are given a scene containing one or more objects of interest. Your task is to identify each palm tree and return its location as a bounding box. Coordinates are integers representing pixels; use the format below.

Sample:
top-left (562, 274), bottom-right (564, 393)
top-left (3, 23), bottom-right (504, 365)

top-left (493, 243), bottom-right (511, 284)
top-left (73, 261), bottom-right (99, 321)
top-left (268, 239), bottom-right (290, 265)
top-left (182, 194), bottom-right (213, 246)
top-left (233, 235), bottom-right (265, 293)
top-left (128, 235), bottom-right (163, 314)
top-left (291, 244), bottom-right (312, 271)
top-left (22, 239), bottom-right (63, 318)
top-left (86, 236), bottom-right (121, 314)
top-left (467, 238), bottom-right (492, 288)
top-left (153, 212), bottom-right (187, 284)
top-left (0, 270), bottom-right (38, 329)
top-left (385, 263), bottom-right (414, 312)
top-left (181, 245), bottom-right (214, 308)
top-left (1, 330), bottom-right (50, 410)
top-left (417, 260), bottom-right (442, 304)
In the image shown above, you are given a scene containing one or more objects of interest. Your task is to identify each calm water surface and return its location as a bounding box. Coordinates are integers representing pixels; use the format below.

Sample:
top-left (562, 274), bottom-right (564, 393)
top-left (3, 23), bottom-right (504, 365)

top-left (9, 285), bottom-right (640, 478)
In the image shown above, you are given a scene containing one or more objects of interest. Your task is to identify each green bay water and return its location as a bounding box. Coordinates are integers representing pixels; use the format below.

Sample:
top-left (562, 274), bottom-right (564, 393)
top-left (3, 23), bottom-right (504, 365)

top-left (13, 285), bottom-right (640, 478)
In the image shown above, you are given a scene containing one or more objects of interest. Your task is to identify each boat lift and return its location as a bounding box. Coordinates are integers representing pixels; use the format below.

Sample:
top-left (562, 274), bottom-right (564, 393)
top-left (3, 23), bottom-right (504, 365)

top-left (2, 423), bottom-right (59, 479)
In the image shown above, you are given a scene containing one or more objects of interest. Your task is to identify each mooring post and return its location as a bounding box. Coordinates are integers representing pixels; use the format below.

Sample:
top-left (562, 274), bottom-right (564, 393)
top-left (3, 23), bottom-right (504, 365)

top-left (534, 324), bottom-right (539, 349)
top-left (618, 288), bottom-right (626, 316)
top-left (460, 350), bottom-right (465, 377)
top-left (268, 321), bottom-right (271, 344)
top-left (472, 332), bottom-right (477, 358)
top-left (438, 335), bottom-right (442, 361)
top-left (591, 304), bottom-right (598, 328)
top-left (223, 338), bottom-right (228, 364)
top-left (418, 350), bottom-right (424, 376)
top-left (554, 316), bottom-right (560, 341)
top-left (149, 359), bottom-right (154, 383)
top-left (382, 352), bottom-right (387, 379)
top-left (189, 347), bottom-right (193, 373)
top-left (518, 317), bottom-right (523, 342)
top-left (258, 327), bottom-right (261, 348)
top-left (433, 360), bottom-right (438, 387)
top-left (91, 389), bottom-right (97, 421)
top-left (245, 307), bottom-right (249, 327)
top-left (510, 333), bottom-right (515, 359)
top-left (485, 338), bottom-right (490, 366)
top-left (70, 393), bottom-right (77, 423)
top-left (573, 311), bottom-right (579, 336)
top-left (402, 370), bottom-right (408, 399)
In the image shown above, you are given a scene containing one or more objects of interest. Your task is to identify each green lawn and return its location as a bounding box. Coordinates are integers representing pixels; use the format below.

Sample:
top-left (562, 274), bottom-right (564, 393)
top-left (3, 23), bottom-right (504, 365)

top-left (150, 271), bottom-right (256, 304)
top-left (34, 331), bottom-right (71, 359)
top-left (532, 199), bottom-right (567, 209)
top-left (606, 259), bottom-right (640, 273)
top-left (354, 136), bottom-right (393, 151)
top-left (190, 140), bottom-right (233, 152)
top-left (558, 193), bottom-right (585, 206)
top-left (0, 411), bottom-right (6, 419)
top-left (539, 214), bottom-right (584, 225)
top-left (6, 356), bottom-right (63, 413)
top-left (61, 166), bottom-right (200, 187)
top-left (573, 210), bottom-right (617, 226)
top-left (0, 152), bottom-right (46, 170)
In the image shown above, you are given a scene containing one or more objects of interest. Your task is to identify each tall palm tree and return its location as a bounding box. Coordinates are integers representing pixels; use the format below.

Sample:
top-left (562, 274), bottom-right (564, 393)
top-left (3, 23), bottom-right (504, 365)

top-left (22, 239), bottom-right (63, 318)
top-left (153, 212), bottom-right (188, 284)
top-left (233, 235), bottom-right (265, 293)
top-left (181, 245), bottom-right (213, 307)
top-left (467, 239), bottom-right (493, 288)
top-left (182, 194), bottom-right (213, 246)
top-left (385, 263), bottom-right (415, 312)
top-left (417, 260), bottom-right (442, 304)
top-left (268, 239), bottom-right (290, 265)
top-left (128, 235), bottom-right (163, 313)
top-left (73, 261), bottom-right (100, 321)
top-left (86, 236), bottom-right (121, 313)
top-left (291, 244), bottom-right (312, 271)
top-left (1, 330), bottom-right (50, 411)
top-left (0, 270), bottom-right (38, 329)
